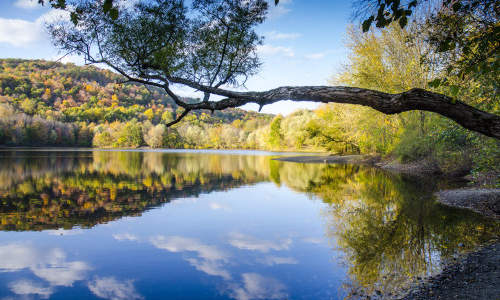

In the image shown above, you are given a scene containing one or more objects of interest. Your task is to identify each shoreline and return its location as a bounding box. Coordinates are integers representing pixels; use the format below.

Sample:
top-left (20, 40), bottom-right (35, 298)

top-left (399, 240), bottom-right (499, 300)
top-left (273, 154), bottom-right (444, 176)
top-left (274, 154), bottom-right (500, 299)
top-left (273, 155), bottom-right (500, 216)
top-left (272, 154), bottom-right (378, 164)
top-left (436, 188), bottom-right (500, 220)
top-left (399, 189), bottom-right (499, 299)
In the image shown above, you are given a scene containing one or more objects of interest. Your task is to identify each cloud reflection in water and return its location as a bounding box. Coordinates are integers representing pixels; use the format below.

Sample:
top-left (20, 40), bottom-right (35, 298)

top-left (150, 234), bottom-right (293, 300)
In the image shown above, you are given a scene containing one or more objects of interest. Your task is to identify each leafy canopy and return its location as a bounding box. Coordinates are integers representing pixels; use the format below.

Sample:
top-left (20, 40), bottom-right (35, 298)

top-left (49, 0), bottom-right (267, 94)
top-left (354, 0), bottom-right (499, 85)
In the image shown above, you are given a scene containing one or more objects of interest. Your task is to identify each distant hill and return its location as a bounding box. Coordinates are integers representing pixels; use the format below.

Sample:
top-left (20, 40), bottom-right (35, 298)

top-left (0, 58), bottom-right (272, 125)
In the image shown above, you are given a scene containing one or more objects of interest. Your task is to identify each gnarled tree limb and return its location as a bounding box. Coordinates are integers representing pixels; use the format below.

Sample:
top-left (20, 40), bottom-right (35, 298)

top-left (87, 56), bottom-right (500, 139)
top-left (161, 82), bottom-right (499, 139)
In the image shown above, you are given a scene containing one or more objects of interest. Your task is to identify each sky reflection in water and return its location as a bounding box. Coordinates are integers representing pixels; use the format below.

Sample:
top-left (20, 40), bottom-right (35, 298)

top-left (0, 150), bottom-right (497, 299)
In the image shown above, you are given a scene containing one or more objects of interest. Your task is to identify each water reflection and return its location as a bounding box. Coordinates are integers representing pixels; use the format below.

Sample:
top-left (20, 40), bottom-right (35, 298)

top-left (288, 164), bottom-right (498, 297)
top-left (88, 277), bottom-right (143, 300)
top-left (151, 235), bottom-right (232, 280)
top-left (0, 150), bottom-right (497, 299)
top-left (0, 243), bottom-right (91, 298)
top-left (0, 151), bottom-right (270, 231)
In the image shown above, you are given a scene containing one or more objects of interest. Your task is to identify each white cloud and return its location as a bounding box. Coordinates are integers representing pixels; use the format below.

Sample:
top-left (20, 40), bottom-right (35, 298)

top-left (185, 257), bottom-right (231, 279)
top-left (113, 233), bottom-right (139, 242)
top-left (0, 18), bottom-right (41, 47)
top-left (171, 197), bottom-right (199, 205)
top-left (228, 233), bottom-right (292, 253)
top-left (0, 243), bottom-right (37, 271)
top-left (304, 52), bottom-right (327, 60)
top-left (0, 9), bottom-right (69, 47)
top-left (14, 0), bottom-right (39, 9)
top-left (265, 31), bottom-right (301, 40)
top-left (151, 236), bottom-right (228, 261)
top-left (9, 280), bottom-right (53, 299)
top-left (116, 0), bottom-right (141, 9)
top-left (229, 273), bottom-right (287, 300)
top-left (257, 255), bottom-right (298, 266)
top-left (52, 53), bottom-right (85, 65)
top-left (302, 237), bottom-right (324, 244)
top-left (32, 261), bottom-right (89, 287)
top-left (209, 202), bottom-right (231, 211)
top-left (151, 236), bottom-right (231, 279)
top-left (38, 8), bottom-right (70, 24)
top-left (88, 277), bottom-right (143, 300)
top-left (257, 45), bottom-right (294, 57)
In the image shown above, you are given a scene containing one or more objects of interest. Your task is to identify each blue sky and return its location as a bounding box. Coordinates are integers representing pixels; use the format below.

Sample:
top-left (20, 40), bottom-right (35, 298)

top-left (0, 0), bottom-right (354, 115)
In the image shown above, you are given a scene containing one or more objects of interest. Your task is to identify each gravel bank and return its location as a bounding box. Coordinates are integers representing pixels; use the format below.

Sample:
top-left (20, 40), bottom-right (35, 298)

top-left (399, 241), bottom-right (500, 300)
top-left (436, 188), bottom-right (500, 220)
top-left (273, 155), bottom-right (442, 176)
top-left (376, 158), bottom-right (442, 176)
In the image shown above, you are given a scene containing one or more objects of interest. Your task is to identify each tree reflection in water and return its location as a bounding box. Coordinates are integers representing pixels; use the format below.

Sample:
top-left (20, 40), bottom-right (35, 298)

top-left (0, 150), bottom-right (497, 298)
top-left (283, 163), bottom-right (498, 297)
top-left (0, 151), bottom-right (271, 230)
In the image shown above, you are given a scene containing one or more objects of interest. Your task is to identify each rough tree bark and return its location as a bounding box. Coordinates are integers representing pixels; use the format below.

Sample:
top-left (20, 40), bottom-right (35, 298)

top-left (160, 78), bottom-right (500, 139)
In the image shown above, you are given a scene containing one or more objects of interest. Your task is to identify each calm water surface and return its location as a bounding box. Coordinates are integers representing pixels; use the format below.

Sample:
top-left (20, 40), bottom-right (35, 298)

top-left (0, 150), bottom-right (497, 299)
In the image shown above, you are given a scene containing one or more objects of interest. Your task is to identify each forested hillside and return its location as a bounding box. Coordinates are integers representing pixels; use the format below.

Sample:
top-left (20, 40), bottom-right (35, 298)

top-left (0, 59), bottom-right (273, 148)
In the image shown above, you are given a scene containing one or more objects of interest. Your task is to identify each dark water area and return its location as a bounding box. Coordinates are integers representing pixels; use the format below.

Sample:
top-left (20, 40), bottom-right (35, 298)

top-left (0, 149), bottom-right (497, 299)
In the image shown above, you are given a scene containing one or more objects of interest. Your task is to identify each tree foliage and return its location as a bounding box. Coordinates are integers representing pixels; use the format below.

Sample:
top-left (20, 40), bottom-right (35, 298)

top-left (356, 0), bottom-right (499, 83)
top-left (0, 59), bottom-right (273, 148)
top-left (328, 22), bottom-right (499, 181)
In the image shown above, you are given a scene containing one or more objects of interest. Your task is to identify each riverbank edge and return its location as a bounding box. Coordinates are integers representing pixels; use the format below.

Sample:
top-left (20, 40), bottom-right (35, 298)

top-left (273, 154), bottom-right (444, 176)
top-left (274, 154), bottom-right (500, 300)
top-left (274, 154), bottom-right (499, 213)
top-left (397, 189), bottom-right (499, 299)
top-left (397, 239), bottom-right (500, 300)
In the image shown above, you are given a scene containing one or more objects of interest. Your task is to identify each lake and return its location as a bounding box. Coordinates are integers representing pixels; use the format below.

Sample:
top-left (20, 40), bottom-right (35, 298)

top-left (0, 149), bottom-right (497, 299)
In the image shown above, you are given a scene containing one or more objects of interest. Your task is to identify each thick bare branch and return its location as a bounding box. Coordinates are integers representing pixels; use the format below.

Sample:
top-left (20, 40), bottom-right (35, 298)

top-left (160, 82), bottom-right (499, 139)
top-left (86, 53), bottom-right (500, 139)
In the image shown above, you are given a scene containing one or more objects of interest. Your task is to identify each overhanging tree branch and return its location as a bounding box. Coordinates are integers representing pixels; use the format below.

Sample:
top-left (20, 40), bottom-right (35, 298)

top-left (162, 79), bottom-right (500, 139)
top-left (85, 50), bottom-right (500, 139)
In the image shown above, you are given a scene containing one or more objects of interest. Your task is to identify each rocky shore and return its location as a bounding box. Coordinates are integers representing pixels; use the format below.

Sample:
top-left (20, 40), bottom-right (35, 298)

top-left (399, 241), bottom-right (499, 300)
top-left (272, 154), bottom-right (379, 164)
top-left (436, 188), bottom-right (500, 220)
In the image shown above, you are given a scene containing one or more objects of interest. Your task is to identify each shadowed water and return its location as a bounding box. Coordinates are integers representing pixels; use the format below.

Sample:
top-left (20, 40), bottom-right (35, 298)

top-left (0, 150), bottom-right (497, 299)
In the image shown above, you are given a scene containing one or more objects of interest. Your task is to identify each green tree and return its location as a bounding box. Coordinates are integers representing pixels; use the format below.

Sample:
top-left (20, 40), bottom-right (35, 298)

top-left (268, 115), bottom-right (283, 149)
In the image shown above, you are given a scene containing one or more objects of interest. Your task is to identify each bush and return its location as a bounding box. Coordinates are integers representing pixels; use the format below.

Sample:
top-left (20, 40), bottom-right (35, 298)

top-left (393, 128), bottom-right (434, 163)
